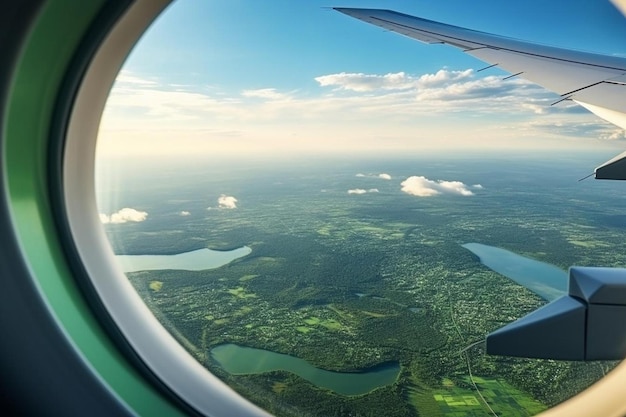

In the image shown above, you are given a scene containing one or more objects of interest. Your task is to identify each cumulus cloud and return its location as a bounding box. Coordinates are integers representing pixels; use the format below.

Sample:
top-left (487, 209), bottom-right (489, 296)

top-left (217, 195), bottom-right (238, 209)
top-left (315, 69), bottom-right (473, 92)
top-left (378, 173), bottom-right (391, 180)
top-left (368, 188), bottom-right (379, 193)
top-left (180, 211), bottom-right (191, 216)
top-left (401, 176), bottom-right (475, 197)
top-left (437, 180), bottom-right (474, 196)
top-left (100, 208), bottom-right (148, 224)
top-left (316, 71), bottom-right (413, 92)
top-left (418, 69), bottom-right (474, 87)
top-left (472, 184), bottom-right (484, 189)
top-left (356, 173), bottom-right (366, 177)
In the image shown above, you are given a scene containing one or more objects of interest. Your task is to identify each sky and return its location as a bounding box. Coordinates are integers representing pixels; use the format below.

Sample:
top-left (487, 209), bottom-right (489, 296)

top-left (97, 0), bottom-right (626, 158)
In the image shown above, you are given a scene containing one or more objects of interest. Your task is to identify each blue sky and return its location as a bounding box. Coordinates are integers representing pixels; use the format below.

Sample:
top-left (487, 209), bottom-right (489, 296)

top-left (98, 0), bottom-right (626, 157)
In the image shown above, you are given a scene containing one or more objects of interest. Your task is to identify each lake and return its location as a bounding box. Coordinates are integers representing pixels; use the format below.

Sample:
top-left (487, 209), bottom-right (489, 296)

top-left (462, 242), bottom-right (567, 301)
top-left (116, 246), bottom-right (252, 273)
top-left (210, 343), bottom-right (400, 396)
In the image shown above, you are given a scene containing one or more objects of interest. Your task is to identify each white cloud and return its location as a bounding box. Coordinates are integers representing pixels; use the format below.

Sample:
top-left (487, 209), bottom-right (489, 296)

top-left (400, 177), bottom-right (441, 197)
top-left (218, 194), bottom-right (238, 209)
top-left (417, 69), bottom-right (474, 87)
top-left (100, 208), bottom-right (148, 224)
top-left (315, 69), bottom-right (473, 92)
top-left (316, 71), bottom-right (414, 92)
top-left (401, 176), bottom-right (475, 197)
top-left (348, 188), bottom-right (378, 194)
top-left (180, 211), bottom-right (191, 216)
top-left (472, 184), bottom-right (484, 189)
top-left (600, 129), bottom-right (626, 141)
top-left (437, 180), bottom-right (474, 196)
top-left (356, 173), bottom-right (392, 179)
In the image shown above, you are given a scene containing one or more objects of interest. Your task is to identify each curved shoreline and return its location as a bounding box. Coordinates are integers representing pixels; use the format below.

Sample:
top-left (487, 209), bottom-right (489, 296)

top-left (210, 343), bottom-right (400, 396)
top-left (116, 246), bottom-right (252, 273)
top-left (462, 242), bottom-right (567, 301)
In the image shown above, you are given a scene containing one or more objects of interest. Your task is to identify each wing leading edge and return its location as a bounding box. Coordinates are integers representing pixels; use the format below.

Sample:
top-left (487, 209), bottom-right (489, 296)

top-left (334, 8), bottom-right (626, 179)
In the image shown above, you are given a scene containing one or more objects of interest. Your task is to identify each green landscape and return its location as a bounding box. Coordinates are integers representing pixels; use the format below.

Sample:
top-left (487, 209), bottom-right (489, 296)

top-left (100, 152), bottom-right (624, 416)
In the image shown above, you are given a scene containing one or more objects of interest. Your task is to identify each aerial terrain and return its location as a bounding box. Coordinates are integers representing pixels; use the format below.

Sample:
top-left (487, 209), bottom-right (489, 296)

top-left (98, 151), bottom-right (623, 416)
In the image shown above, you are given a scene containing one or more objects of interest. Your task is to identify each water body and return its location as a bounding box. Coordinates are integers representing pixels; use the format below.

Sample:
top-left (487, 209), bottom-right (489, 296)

top-left (462, 243), bottom-right (567, 301)
top-left (116, 246), bottom-right (252, 273)
top-left (211, 343), bottom-right (400, 396)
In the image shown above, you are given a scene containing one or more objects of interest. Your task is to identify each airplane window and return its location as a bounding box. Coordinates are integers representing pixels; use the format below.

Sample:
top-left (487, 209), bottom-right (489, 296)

top-left (94, 0), bottom-right (626, 416)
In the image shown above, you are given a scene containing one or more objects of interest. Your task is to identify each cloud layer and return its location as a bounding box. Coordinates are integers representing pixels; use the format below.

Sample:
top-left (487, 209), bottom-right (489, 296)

top-left (401, 176), bottom-right (478, 197)
top-left (98, 68), bottom-right (621, 158)
top-left (100, 208), bottom-right (148, 224)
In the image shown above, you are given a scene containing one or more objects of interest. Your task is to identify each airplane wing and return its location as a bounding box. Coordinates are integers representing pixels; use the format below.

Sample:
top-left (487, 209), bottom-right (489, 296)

top-left (334, 8), bottom-right (626, 179)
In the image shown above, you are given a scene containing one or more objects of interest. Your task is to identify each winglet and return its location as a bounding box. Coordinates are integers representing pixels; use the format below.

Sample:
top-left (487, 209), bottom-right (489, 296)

top-left (595, 150), bottom-right (626, 180)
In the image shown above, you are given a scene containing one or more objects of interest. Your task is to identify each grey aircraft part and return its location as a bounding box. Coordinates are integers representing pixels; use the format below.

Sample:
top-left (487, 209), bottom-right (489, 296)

top-left (487, 267), bottom-right (626, 361)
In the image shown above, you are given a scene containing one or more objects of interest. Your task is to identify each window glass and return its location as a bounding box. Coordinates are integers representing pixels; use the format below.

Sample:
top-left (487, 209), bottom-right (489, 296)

top-left (96, 1), bottom-right (626, 416)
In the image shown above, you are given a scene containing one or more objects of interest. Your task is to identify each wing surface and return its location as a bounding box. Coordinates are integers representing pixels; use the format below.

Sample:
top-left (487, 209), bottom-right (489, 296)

top-left (335, 8), bottom-right (626, 177)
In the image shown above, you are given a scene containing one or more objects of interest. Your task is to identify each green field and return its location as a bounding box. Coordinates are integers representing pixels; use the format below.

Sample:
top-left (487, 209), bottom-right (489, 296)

top-left (430, 377), bottom-right (546, 416)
